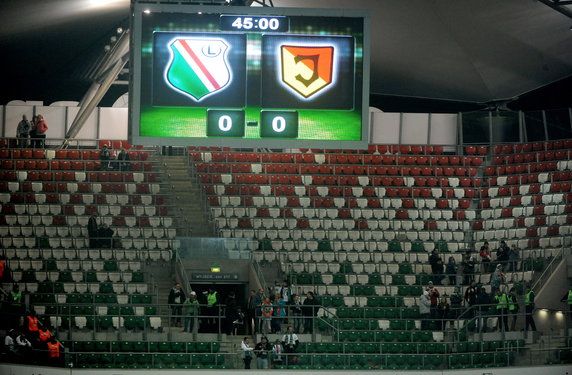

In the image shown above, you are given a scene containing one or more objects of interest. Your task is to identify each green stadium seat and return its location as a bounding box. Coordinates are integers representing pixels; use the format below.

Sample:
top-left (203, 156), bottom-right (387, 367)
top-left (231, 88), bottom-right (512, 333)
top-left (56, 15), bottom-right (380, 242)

top-left (388, 241), bottom-right (402, 252)
top-left (131, 271), bottom-right (145, 282)
top-left (368, 274), bottom-right (383, 285)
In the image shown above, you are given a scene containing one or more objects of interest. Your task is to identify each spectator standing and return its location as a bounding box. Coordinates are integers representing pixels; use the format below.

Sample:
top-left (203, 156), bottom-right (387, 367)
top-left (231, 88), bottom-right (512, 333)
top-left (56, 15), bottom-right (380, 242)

top-left (461, 253), bottom-right (476, 285)
top-left (524, 285), bottom-right (537, 332)
top-left (98, 223), bottom-right (114, 249)
top-left (206, 288), bottom-right (219, 332)
top-left (429, 248), bottom-right (444, 285)
top-left (182, 291), bottom-right (199, 333)
top-left (508, 287), bottom-right (519, 331)
top-left (437, 297), bottom-right (450, 330)
top-left (449, 287), bottom-right (463, 322)
top-left (32, 115), bottom-right (48, 148)
top-left (494, 288), bottom-right (509, 332)
top-left (280, 280), bottom-right (292, 304)
top-left (302, 291), bottom-right (319, 334)
top-left (0, 255), bottom-right (9, 287)
top-left (240, 337), bottom-right (254, 369)
top-left (271, 339), bottom-right (284, 368)
top-left (282, 326), bottom-right (299, 353)
top-left (254, 336), bottom-right (270, 369)
top-left (560, 284), bottom-right (572, 320)
top-left (16, 115), bottom-right (30, 148)
top-left (225, 292), bottom-right (239, 335)
top-left (426, 281), bottom-right (440, 319)
top-left (491, 264), bottom-right (505, 294)
top-left (475, 287), bottom-right (491, 332)
top-left (8, 284), bottom-right (23, 328)
top-left (46, 338), bottom-right (63, 366)
top-left (290, 294), bottom-right (303, 333)
top-left (479, 242), bottom-right (492, 273)
top-left (419, 291), bottom-right (431, 330)
top-left (282, 326), bottom-right (299, 365)
top-left (168, 283), bottom-right (185, 327)
top-left (508, 245), bottom-right (520, 272)
top-left (260, 297), bottom-right (273, 335)
top-left (253, 288), bottom-right (265, 334)
top-left (26, 310), bottom-right (40, 341)
top-left (464, 281), bottom-right (478, 308)
top-left (446, 256), bottom-right (458, 286)
top-left (496, 240), bottom-right (510, 267)
top-left (272, 294), bottom-right (286, 333)
top-left (87, 213), bottom-right (99, 248)
top-left (245, 289), bottom-right (256, 335)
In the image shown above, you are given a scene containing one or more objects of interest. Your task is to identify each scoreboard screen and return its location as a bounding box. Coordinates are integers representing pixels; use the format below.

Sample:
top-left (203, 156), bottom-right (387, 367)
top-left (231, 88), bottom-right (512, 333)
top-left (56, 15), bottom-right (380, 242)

top-left (129, 4), bottom-right (370, 148)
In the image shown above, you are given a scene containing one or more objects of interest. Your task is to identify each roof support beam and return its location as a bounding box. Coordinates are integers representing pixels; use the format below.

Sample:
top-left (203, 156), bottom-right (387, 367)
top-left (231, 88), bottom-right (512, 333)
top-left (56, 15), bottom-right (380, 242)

top-left (536, 0), bottom-right (572, 19)
top-left (61, 29), bottom-right (130, 148)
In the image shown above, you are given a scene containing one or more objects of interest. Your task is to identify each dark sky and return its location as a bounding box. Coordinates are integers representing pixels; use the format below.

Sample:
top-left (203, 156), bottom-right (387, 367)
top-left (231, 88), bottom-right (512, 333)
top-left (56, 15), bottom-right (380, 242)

top-left (0, 0), bottom-right (570, 113)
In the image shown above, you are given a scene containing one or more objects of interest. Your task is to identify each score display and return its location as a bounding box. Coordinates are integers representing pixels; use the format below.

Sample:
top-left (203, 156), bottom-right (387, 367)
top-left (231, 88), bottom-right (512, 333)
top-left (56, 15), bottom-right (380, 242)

top-left (129, 3), bottom-right (370, 148)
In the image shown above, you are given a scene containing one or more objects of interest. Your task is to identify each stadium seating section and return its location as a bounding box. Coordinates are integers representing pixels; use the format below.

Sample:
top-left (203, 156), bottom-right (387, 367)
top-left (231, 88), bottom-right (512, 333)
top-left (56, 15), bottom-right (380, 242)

top-left (2, 139), bottom-right (571, 369)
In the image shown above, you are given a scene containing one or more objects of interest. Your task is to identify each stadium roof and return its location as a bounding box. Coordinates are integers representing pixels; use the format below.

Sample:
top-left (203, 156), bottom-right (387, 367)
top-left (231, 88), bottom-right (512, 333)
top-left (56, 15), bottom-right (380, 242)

top-left (0, 0), bottom-right (571, 111)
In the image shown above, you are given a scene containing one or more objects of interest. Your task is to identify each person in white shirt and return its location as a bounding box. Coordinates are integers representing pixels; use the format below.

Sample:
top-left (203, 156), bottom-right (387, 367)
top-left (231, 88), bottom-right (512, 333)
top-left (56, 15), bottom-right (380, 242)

top-left (15, 333), bottom-right (32, 356)
top-left (271, 339), bottom-right (284, 368)
top-left (5, 330), bottom-right (16, 353)
top-left (240, 337), bottom-right (254, 369)
top-left (281, 325), bottom-right (299, 364)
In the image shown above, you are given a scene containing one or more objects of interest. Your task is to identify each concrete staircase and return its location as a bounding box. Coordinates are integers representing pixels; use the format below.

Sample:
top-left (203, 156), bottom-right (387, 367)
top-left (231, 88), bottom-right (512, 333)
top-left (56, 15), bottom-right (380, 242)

top-left (159, 155), bottom-right (213, 237)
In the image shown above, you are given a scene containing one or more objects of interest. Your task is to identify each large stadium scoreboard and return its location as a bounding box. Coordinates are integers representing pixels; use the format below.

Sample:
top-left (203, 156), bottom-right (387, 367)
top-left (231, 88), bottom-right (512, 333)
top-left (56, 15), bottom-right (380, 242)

top-left (129, 4), bottom-right (370, 148)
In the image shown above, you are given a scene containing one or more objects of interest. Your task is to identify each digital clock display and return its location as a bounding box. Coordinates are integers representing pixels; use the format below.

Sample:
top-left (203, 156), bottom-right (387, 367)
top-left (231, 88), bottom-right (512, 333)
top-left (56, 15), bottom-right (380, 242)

top-left (220, 15), bottom-right (289, 32)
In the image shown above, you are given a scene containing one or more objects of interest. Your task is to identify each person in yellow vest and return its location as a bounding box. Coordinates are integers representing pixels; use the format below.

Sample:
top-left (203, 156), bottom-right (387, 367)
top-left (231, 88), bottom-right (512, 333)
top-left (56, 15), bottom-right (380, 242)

top-left (507, 287), bottom-right (519, 331)
top-left (8, 284), bottom-right (23, 328)
top-left (206, 288), bottom-right (218, 333)
top-left (560, 285), bottom-right (572, 320)
top-left (524, 285), bottom-right (537, 331)
top-left (494, 288), bottom-right (509, 331)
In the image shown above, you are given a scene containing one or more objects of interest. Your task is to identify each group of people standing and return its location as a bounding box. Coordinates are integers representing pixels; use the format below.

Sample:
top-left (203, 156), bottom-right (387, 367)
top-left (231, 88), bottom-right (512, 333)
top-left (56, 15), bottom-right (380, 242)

top-left (4, 308), bottom-right (63, 365)
top-left (240, 326), bottom-right (300, 369)
top-left (246, 282), bottom-right (319, 336)
top-left (429, 241), bottom-right (521, 288)
top-left (16, 114), bottom-right (48, 148)
top-left (419, 279), bottom-right (538, 333)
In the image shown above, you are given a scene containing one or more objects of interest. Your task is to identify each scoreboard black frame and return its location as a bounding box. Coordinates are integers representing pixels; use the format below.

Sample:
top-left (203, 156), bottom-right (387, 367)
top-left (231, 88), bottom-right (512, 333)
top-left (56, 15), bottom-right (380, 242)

top-left (129, 3), bottom-right (371, 149)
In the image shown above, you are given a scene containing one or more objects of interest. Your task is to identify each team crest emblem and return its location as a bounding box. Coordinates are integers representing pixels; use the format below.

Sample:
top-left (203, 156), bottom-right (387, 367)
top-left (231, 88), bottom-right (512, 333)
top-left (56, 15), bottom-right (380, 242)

top-left (165, 38), bottom-right (231, 101)
top-left (280, 45), bottom-right (334, 99)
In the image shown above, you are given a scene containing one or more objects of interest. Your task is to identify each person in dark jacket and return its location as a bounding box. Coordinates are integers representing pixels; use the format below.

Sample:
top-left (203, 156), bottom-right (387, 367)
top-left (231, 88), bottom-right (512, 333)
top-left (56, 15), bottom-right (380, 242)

top-left (168, 283), bottom-right (186, 327)
top-left (302, 291), bottom-right (319, 333)
top-left (428, 248), bottom-right (444, 285)
top-left (475, 287), bottom-right (491, 332)
top-left (225, 292), bottom-right (239, 335)
top-left (87, 214), bottom-right (99, 248)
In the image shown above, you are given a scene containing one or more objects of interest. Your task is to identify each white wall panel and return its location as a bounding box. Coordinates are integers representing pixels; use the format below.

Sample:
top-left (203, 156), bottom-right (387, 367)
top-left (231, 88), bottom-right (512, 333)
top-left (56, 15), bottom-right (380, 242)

top-left (370, 112), bottom-right (400, 144)
top-left (99, 107), bottom-right (128, 141)
top-left (430, 113), bottom-right (457, 146)
top-left (66, 107), bottom-right (98, 147)
top-left (34, 106), bottom-right (66, 146)
top-left (402, 113), bottom-right (429, 144)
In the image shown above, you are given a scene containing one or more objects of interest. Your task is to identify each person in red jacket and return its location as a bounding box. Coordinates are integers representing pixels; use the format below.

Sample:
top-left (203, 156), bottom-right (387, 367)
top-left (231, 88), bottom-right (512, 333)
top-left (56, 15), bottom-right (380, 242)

top-left (32, 114), bottom-right (48, 148)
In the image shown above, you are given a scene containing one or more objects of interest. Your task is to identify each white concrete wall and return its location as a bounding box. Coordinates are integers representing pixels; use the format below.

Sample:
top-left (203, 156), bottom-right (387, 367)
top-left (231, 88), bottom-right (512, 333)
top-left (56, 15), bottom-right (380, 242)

top-left (1, 102), bottom-right (458, 147)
